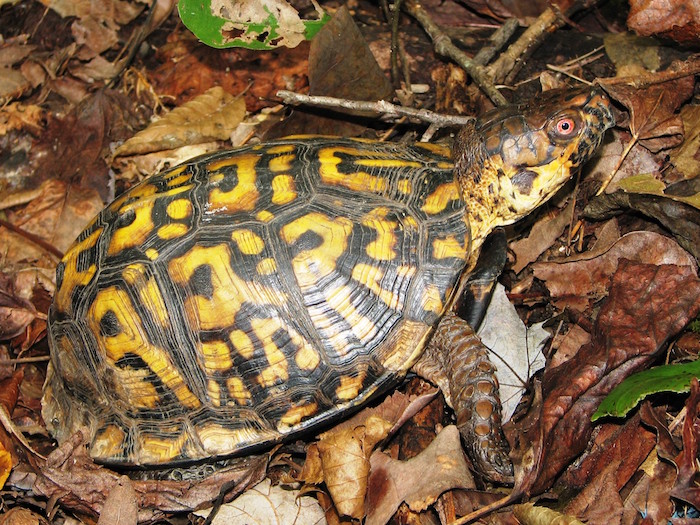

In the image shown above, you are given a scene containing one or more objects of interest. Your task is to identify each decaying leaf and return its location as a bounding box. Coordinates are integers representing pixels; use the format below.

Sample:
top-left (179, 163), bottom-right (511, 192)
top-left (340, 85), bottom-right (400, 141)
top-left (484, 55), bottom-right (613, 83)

top-left (194, 478), bottom-right (325, 525)
top-left (669, 378), bottom-right (700, 508)
top-left (114, 86), bottom-right (246, 156)
top-left (628, 0), bottom-right (700, 45)
top-left (0, 273), bottom-right (37, 340)
top-left (478, 284), bottom-right (547, 421)
top-left (97, 476), bottom-right (138, 525)
top-left (312, 415), bottom-right (393, 518)
top-left (33, 433), bottom-right (269, 522)
top-left (669, 104), bottom-right (700, 181)
top-left (511, 260), bottom-right (700, 496)
top-left (0, 507), bottom-right (50, 525)
top-left (599, 75), bottom-right (693, 152)
top-left (532, 231), bottom-right (695, 309)
top-left (584, 191), bottom-right (700, 262)
top-left (513, 502), bottom-right (586, 524)
top-left (365, 426), bottom-right (474, 525)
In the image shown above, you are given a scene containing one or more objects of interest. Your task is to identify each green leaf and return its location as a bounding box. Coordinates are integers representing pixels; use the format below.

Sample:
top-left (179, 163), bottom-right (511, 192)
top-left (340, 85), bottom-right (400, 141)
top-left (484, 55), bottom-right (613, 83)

top-left (592, 359), bottom-right (700, 421)
top-left (178, 0), bottom-right (330, 50)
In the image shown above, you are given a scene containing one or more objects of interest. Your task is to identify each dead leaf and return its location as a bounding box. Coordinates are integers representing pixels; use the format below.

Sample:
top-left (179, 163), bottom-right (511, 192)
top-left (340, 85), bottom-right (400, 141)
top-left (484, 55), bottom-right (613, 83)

top-left (532, 231), bottom-right (696, 309)
top-left (600, 75), bottom-right (693, 152)
top-left (315, 415), bottom-right (393, 518)
top-left (97, 476), bottom-right (138, 525)
top-left (670, 378), bottom-right (700, 508)
top-left (510, 200), bottom-right (574, 274)
top-left (511, 260), bottom-right (700, 496)
top-left (195, 478), bottom-right (325, 525)
top-left (584, 191), bottom-right (700, 262)
top-left (365, 426), bottom-right (474, 525)
top-left (669, 104), bottom-right (700, 182)
top-left (273, 6), bottom-right (392, 137)
top-left (478, 284), bottom-right (547, 421)
top-left (0, 507), bottom-right (50, 525)
top-left (114, 86), bottom-right (246, 156)
top-left (513, 502), bottom-right (586, 524)
top-left (0, 274), bottom-right (37, 340)
top-left (628, 0), bottom-right (700, 45)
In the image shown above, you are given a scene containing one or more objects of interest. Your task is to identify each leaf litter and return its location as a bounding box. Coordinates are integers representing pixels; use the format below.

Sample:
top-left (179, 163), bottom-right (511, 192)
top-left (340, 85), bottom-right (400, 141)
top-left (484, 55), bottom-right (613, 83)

top-left (1, 0), bottom-right (700, 524)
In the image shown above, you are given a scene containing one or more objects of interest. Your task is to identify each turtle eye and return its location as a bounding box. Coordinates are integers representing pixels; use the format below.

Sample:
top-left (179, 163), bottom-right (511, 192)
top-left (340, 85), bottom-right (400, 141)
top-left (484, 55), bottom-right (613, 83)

top-left (556, 117), bottom-right (576, 135)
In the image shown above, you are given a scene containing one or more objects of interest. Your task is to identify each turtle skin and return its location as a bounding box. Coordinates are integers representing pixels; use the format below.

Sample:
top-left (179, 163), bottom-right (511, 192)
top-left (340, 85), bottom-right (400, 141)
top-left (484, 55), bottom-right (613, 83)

top-left (42, 88), bottom-right (614, 480)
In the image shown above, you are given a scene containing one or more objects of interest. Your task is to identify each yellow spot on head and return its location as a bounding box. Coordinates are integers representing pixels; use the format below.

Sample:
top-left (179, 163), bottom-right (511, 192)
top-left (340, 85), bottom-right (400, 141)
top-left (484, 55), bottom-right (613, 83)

top-left (231, 229), bottom-right (265, 255)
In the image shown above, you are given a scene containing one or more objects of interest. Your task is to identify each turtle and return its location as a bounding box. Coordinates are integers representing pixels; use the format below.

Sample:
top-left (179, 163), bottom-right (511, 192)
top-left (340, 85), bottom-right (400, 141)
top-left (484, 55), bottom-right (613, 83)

top-left (42, 87), bottom-right (614, 482)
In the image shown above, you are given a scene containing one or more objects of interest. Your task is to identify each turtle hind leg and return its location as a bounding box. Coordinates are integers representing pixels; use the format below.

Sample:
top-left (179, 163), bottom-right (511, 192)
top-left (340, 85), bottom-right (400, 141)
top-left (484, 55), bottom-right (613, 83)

top-left (413, 312), bottom-right (513, 484)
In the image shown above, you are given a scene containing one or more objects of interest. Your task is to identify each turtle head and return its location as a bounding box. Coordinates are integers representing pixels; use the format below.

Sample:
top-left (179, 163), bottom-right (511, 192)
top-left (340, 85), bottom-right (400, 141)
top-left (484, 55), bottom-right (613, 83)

top-left (455, 88), bottom-right (614, 244)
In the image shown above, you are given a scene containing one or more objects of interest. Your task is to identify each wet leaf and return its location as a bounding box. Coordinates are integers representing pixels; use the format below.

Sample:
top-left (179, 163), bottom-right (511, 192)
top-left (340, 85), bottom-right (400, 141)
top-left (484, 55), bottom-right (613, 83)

top-left (178, 0), bottom-right (329, 50)
top-left (594, 359), bottom-right (700, 420)
top-left (365, 426), bottom-right (474, 525)
top-left (511, 260), bottom-right (700, 496)
top-left (114, 86), bottom-right (246, 157)
top-left (194, 478), bottom-right (325, 525)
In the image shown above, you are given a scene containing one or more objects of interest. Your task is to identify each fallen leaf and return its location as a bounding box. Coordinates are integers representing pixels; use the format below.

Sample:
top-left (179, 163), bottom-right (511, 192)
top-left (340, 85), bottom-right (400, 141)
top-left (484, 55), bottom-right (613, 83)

top-left (510, 200), bottom-right (574, 274)
top-left (97, 476), bottom-right (138, 525)
top-left (669, 104), bottom-right (700, 182)
top-left (114, 86), bottom-right (246, 156)
top-left (584, 191), bottom-right (700, 262)
top-left (315, 415), bottom-right (393, 518)
top-left (670, 378), bottom-right (700, 508)
top-left (532, 231), bottom-right (696, 309)
top-left (511, 260), bottom-right (700, 496)
top-left (365, 426), bottom-right (474, 525)
top-left (600, 74), bottom-right (693, 152)
top-left (478, 284), bottom-right (547, 421)
top-left (0, 507), bottom-right (50, 525)
top-left (628, 0), bottom-right (700, 45)
top-left (513, 501), bottom-right (586, 524)
top-left (194, 478), bottom-right (325, 525)
top-left (0, 273), bottom-right (37, 340)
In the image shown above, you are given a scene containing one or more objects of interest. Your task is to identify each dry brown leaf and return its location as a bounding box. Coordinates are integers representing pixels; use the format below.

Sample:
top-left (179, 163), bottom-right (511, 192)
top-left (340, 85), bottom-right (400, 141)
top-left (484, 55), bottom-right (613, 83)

top-left (0, 441), bottom-right (11, 491)
top-left (0, 274), bottom-right (37, 340)
top-left (97, 476), bottom-right (138, 525)
top-left (532, 231), bottom-right (695, 309)
top-left (0, 103), bottom-right (44, 136)
top-left (365, 426), bottom-right (474, 525)
top-left (510, 200), bottom-right (573, 274)
top-left (511, 260), bottom-right (700, 496)
top-left (513, 502), bottom-right (586, 524)
top-left (315, 415), bottom-right (393, 518)
top-left (0, 507), bottom-right (49, 525)
top-left (669, 104), bottom-right (700, 182)
top-left (600, 76), bottom-right (694, 152)
top-left (114, 86), bottom-right (246, 157)
top-left (195, 478), bottom-right (325, 525)
top-left (628, 0), bottom-right (700, 45)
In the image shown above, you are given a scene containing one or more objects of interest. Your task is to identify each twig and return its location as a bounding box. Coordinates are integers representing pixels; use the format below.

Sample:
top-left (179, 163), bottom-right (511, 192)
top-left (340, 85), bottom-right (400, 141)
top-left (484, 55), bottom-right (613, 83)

top-left (0, 218), bottom-right (63, 259)
top-left (488, 6), bottom-right (566, 85)
top-left (0, 356), bottom-right (50, 365)
top-left (276, 91), bottom-right (474, 127)
top-left (472, 18), bottom-right (519, 67)
top-left (404, 0), bottom-right (507, 106)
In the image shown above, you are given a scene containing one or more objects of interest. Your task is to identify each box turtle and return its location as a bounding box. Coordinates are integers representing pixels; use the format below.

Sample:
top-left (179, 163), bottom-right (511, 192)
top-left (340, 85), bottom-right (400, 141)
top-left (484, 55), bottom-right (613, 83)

top-left (43, 88), bottom-right (614, 481)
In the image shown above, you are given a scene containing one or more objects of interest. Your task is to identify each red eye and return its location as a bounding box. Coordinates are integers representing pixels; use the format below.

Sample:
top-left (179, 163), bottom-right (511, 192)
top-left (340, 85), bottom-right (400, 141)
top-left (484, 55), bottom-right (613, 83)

top-left (556, 117), bottom-right (575, 135)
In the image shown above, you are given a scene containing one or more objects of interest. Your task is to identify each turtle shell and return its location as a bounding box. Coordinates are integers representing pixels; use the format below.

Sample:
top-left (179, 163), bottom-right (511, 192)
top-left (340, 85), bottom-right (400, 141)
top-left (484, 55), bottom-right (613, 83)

top-left (44, 138), bottom-right (472, 466)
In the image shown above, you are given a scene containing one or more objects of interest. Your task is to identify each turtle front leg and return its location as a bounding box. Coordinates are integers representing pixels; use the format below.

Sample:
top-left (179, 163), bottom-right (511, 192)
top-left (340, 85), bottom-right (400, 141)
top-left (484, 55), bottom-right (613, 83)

top-left (413, 312), bottom-right (513, 483)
